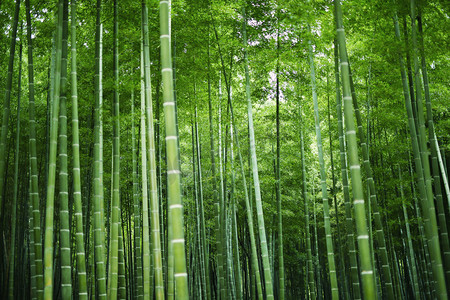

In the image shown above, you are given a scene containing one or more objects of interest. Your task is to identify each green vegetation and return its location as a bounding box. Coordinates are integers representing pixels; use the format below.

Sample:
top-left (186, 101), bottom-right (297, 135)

top-left (0, 0), bottom-right (448, 299)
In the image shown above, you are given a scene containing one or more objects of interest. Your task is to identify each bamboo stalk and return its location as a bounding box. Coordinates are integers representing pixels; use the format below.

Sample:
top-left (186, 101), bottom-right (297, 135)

top-left (160, 1), bottom-right (188, 298)
top-left (70, 0), bottom-right (88, 298)
top-left (43, 0), bottom-right (64, 297)
top-left (92, 0), bottom-right (107, 296)
top-left (242, 7), bottom-right (274, 299)
top-left (334, 1), bottom-right (377, 298)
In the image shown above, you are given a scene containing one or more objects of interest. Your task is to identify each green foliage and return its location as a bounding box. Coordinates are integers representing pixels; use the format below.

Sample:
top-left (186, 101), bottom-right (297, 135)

top-left (0, 0), bottom-right (448, 298)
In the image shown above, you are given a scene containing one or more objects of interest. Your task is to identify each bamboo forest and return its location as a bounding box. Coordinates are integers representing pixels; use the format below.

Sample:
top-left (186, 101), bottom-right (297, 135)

top-left (0, 0), bottom-right (449, 299)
